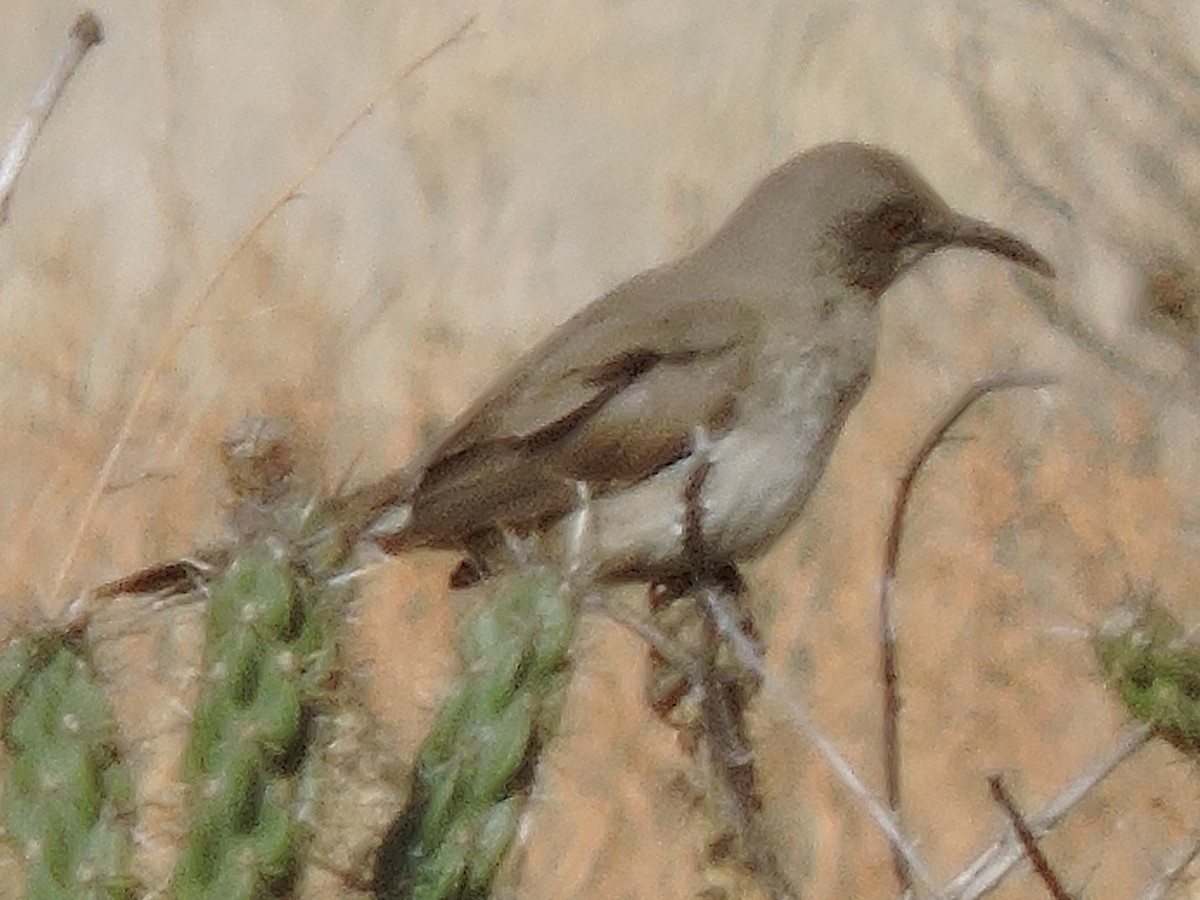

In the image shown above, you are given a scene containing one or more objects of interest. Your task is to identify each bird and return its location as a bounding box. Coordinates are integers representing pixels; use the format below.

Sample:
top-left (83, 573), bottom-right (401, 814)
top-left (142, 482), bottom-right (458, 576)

top-left (94, 142), bottom-right (1053, 602)
top-left (326, 141), bottom-right (1055, 592)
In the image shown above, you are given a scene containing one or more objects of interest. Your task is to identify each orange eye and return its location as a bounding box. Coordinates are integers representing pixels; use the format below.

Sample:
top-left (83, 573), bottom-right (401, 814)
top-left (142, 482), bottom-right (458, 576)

top-left (882, 211), bottom-right (912, 239)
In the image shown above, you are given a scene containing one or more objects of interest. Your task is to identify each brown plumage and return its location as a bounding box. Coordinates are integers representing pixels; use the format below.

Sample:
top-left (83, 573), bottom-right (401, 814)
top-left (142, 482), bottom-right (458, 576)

top-left (99, 143), bottom-right (1054, 599)
top-left (335, 142), bottom-right (1053, 587)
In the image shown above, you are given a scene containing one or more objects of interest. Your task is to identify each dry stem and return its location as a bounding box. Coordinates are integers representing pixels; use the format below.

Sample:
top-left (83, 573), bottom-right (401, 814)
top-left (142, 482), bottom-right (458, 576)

top-left (879, 372), bottom-right (1057, 892)
top-left (53, 14), bottom-right (477, 606)
top-left (0, 10), bottom-right (104, 225)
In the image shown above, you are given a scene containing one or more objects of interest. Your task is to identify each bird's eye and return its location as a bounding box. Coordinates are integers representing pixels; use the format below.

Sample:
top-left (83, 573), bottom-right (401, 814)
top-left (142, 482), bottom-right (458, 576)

top-left (879, 205), bottom-right (917, 241)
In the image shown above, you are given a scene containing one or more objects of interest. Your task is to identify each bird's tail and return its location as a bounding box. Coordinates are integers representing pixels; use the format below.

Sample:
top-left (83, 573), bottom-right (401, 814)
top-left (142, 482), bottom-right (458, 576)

top-left (92, 465), bottom-right (420, 601)
top-left (318, 468), bottom-right (418, 552)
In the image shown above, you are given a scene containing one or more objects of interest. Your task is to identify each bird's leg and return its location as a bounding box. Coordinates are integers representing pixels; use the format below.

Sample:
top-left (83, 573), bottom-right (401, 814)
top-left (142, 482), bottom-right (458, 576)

top-left (563, 478), bottom-right (594, 582)
top-left (447, 533), bottom-right (499, 589)
top-left (681, 425), bottom-right (714, 577)
top-left (448, 555), bottom-right (489, 590)
top-left (642, 586), bottom-right (711, 750)
top-left (498, 523), bottom-right (534, 567)
top-left (643, 422), bottom-right (759, 732)
top-left (642, 426), bottom-right (725, 734)
top-left (649, 427), bottom-right (790, 896)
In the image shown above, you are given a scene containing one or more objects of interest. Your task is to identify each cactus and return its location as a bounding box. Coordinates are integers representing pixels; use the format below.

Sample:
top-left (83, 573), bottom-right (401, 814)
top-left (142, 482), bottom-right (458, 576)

top-left (372, 571), bottom-right (576, 900)
top-left (1094, 593), bottom-right (1200, 756)
top-left (0, 627), bottom-right (137, 899)
top-left (170, 543), bottom-right (341, 899)
top-left (168, 418), bottom-right (346, 900)
top-left (0, 417), bottom-right (582, 900)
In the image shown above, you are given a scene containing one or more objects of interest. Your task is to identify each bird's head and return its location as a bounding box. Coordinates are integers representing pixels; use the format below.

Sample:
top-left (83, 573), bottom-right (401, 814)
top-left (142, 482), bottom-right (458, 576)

top-left (702, 142), bottom-right (1054, 299)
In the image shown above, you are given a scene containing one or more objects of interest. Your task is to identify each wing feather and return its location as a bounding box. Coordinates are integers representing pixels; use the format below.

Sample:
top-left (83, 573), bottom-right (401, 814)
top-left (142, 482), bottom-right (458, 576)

top-left (405, 267), bottom-right (762, 547)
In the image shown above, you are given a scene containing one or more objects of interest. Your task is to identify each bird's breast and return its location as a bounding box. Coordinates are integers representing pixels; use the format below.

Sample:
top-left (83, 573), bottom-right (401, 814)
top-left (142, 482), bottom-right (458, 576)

top-left (698, 329), bottom-right (875, 559)
top-left (542, 307), bottom-right (879, 582)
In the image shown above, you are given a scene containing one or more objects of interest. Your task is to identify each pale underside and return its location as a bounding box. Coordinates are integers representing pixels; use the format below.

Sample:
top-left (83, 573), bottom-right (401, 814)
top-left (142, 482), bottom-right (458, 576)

top-left (366, 260), bottom-right (880, 584)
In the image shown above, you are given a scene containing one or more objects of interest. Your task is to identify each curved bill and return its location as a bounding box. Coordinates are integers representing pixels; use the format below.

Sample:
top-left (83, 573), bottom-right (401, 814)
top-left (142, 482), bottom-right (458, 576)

top-left (933, 215), bottom-right (1055, 279)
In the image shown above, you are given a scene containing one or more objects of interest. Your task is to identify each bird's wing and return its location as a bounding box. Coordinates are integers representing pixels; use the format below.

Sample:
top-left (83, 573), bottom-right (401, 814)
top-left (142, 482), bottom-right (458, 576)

top-left (403, 271), bottom-right (762, 547)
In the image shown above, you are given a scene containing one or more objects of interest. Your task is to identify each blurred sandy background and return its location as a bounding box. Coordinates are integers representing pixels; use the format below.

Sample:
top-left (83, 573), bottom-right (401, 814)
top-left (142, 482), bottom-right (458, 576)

top-left (4, 1), bottom-right (1200, 897)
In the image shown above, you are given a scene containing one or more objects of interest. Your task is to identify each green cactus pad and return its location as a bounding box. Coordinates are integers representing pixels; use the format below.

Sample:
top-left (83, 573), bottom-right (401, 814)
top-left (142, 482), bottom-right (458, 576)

top-left (1095, 596), bottom-right (1200, 755)
top-left (373, 571), bottom-right (576, 900)
top-left (172, 543), bottom-right (340, 899)
top-left (0, 629), bottom-right (136, 899)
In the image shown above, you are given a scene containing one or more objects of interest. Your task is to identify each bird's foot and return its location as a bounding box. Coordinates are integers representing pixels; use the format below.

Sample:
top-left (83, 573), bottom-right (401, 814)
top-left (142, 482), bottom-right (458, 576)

top-left (649, 561), bottom-right (745, 611)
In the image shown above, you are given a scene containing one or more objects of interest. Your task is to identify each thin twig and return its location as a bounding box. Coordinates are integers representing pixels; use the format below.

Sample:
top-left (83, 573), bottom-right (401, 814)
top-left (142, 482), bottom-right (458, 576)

top-left (586, 593), bottom-right (703, 683)
top-left (1139, 834), bottom-right (1200, 900)
top-left (0, 10), bottom-right (104, 224)
top-left (51, 14), bottom-right (476, 606)
top-left (944, 724), bottom-right (1151, 899)
top-left (878, 372), bottom-right (1057, 894)
top-left (695, 584), bottom-right (797, 899)
top-left (987, 775), bottom-right (1073, 900)
top-left (671, 430), bottom-right (800, 897)
top-left (697, 585), bottom-right (937, 893)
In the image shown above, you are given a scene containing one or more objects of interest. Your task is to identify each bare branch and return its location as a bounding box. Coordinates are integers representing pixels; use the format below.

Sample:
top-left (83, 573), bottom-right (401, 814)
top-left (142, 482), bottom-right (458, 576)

top-left (586, 593), bottom-right (703, 683)
top-left (879, 373), bottom-right (1057, 894)
top-left (945, 724), bottom-right (1151, 899)
top-left (987, 775), bottom-right (1074, 900)
top-left (0, 10), bottom-right (104, 225)
top-left (1139, 834), bottom-right (1200, 900)
top-left (696, 585), bottom-right (937, 893)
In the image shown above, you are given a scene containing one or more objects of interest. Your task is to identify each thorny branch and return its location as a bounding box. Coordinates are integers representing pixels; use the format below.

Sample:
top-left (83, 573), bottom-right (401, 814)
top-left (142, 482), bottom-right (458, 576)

top-left (697, 584), bottom-right (938, 893)
top-left (945, 724), bottom-right (1151, 899)
top-left (0, 10), bottom-right (104, 225)
top-left (987, 775), bottom-right (1073, 900)
top-left (879, 373), bottom-right (1057, 893)
top-left (679, 372), bottom-right (1160, 900)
